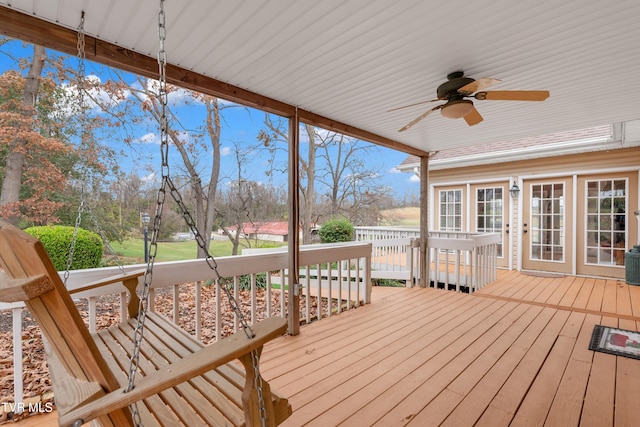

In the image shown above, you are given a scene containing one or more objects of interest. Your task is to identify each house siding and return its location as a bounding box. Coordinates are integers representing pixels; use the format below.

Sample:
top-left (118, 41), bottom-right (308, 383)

top-left (426, 146), bottom-right (640, 279)
top-left (429, 146), bottom-right (640, 184)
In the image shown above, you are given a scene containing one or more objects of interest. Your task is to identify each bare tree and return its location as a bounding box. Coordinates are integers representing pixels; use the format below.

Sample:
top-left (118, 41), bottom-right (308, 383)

top-left (98, 74), bottom-right (224, 257)
top-left (259, 116), bottom-right (319, 243)
top-left (258, 117), bottom-right (390, 237)
top-left (215, 142), bottom-right (287, 254)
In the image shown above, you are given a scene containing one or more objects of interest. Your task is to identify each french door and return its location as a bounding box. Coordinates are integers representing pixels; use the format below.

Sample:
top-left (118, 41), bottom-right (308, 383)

top-left (471, 183), bottom-right (508, 268)
top-left (522, 178), bottom-right (573, 274)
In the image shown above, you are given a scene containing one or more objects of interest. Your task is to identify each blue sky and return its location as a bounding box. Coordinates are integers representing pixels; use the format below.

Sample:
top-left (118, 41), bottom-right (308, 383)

top-left (0, 39), bottom-right (419, 199)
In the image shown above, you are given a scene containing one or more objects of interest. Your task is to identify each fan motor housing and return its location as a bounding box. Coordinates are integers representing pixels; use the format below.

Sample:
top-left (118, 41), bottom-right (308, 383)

top-left (437, 75), bottom-right (475, 100)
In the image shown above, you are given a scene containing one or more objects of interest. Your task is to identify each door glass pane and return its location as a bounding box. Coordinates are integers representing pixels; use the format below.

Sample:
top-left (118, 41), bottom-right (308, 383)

top-left (585, 178), bottom-right (627, 266)
top-left (530, 183), bottom-right (565, 263)
top-left (439, 189), bottom-right (462, 231)
top-left (476, 186), bottom-right (503, 257)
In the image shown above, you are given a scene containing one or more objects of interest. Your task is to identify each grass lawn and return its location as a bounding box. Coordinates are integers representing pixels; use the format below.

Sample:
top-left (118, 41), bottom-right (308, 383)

top-left (109, 238), bottom-right (285, 264)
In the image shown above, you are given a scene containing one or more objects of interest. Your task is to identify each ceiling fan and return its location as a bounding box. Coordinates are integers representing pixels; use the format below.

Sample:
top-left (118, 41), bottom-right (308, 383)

top-left (391, 71), bottom-right (549, 131)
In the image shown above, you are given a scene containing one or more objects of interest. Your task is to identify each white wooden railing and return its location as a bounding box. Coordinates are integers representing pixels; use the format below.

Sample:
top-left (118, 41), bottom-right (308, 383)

top-left (355, 226), bottom-right (500, 290)
top-left (426, 231), bottom-right (501, 292)
top-left (355, 226), bottom-right (421, 241)
top-left (0, 242), bottom-right (372, 412)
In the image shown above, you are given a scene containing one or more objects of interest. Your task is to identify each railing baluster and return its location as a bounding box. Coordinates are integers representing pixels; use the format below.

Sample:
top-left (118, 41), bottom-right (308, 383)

top-left (215, 279), bottom-right (221, 341)
top-left (266, 272), bottom-right (272, 318)
top-left (88, 296), bottom-right (97, 333)
top-left (280, 268), bottom-right (286, 318)
top-left (316, 263), bottom-right (322, 321)
top-left (195, 281), bottom-right (201, 339)
top-left (12, 307), bottom-right (23, 412)
top-left (173, 284), bottom-right (179, 324)
top-left (327, 262), bottom-right (332, 317)
top-left (304, 265), bottom-right (310, 322)
top-left (149, 288), bottom-right (156, 312)
top-left (120, 292), bottom-right (127, 322)
top-left (233, 276), bottom-right (240, 333)
top-left (251, 273), bottom-right (257, 324)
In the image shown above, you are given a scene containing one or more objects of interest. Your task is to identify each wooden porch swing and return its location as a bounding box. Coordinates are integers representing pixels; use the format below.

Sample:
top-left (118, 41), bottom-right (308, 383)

top-left (0, 221), bottom-right (291, 426)
top-left (0, 2), bottom-right (291, 426)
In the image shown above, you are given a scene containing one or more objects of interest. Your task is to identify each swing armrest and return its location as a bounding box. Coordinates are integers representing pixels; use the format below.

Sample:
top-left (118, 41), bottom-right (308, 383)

top-left (68, 269), bottom-right (146, 295)
top-left (58, 316), bottom-right (288, 427)
top-left (69, 269), bottom-right (146, 318)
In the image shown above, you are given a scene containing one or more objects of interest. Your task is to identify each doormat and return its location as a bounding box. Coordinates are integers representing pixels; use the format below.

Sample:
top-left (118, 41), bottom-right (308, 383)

top-left (589, 325), bottom-right (640, 360)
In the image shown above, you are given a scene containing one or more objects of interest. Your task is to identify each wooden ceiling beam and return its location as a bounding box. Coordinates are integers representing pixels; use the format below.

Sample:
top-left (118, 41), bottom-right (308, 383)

top-left (0, 5), bottom-right (428, 157)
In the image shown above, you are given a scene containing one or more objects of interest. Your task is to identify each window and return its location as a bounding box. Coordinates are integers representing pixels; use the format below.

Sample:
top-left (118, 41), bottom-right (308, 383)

top-left (530, 183), bottom-right (564, 261)
top-left (586, 179), bottom-right (626, 266)
top-left (477, 187), bottom-right (503, 257)
top-left (439, 189), bottom-right (462, 231)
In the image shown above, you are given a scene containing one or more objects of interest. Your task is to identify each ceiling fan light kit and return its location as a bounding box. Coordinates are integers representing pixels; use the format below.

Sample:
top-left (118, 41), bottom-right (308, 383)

top-left (440, 99), bottom-right (474, 119)
top-left (392, 71), bottom-right (550, 131)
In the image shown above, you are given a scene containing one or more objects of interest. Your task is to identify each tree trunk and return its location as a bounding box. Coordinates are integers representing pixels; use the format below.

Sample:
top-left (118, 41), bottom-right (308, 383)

top-left (302, 124), bottom-right (316, 244)
top-left (202, 98), bottom-right (221, 258)
top-left (0, 45), bottom-right (45, 225)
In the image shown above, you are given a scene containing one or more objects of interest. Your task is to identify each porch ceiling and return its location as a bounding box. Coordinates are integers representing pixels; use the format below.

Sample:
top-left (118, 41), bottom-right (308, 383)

top-left (1, 1), bottom-right (640, 154)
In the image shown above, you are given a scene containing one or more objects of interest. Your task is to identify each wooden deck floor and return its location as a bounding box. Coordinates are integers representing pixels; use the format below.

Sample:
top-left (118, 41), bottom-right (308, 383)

top-left (260, 270), bottom-right (640, 426)
top-left (15, 270), bottom-right (640, 426)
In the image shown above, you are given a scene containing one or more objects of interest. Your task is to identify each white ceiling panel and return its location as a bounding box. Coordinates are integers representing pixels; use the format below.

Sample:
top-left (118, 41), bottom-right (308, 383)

top-left (1, 0), bottom-right (640, 154)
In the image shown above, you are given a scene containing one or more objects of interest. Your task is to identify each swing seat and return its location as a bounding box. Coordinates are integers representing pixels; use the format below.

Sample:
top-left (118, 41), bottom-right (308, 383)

top-left (0, 220), bottom-right (292, 427)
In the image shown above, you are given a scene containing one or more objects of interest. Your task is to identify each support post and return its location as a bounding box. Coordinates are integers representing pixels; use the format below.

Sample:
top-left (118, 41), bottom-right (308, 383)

top-left (419, 155), bottom-right (430, 287)
top-left (288, 109), bottom-right (301, 335)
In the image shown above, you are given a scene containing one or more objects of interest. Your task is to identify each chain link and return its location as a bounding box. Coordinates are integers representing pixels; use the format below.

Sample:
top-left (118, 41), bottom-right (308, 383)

top-left (251, 349), bottom-right (267, 425)
top-left (125, 2), bottom-right (265, 425)
top-left (64, 11), bottom-right (125, 286)
top-left (64, 12), bottom-right (87, 283)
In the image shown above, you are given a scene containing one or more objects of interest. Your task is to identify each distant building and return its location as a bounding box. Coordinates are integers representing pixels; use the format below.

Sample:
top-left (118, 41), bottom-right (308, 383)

top-left (224, 222), bottom-right (307, 242)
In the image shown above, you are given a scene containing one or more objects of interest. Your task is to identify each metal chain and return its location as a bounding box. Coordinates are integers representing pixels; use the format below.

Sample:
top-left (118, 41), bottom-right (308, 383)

top-left (64, 12), bottom-right (87, 284)
top-left (64, 197), bottom-right (85, 284)
top-left (126, 3), bottom-right (265, 425)
top-left (124, 3), bottom-right (170, 423)
top-left (252, 349), bottom-right (268, 425)
top-left (64, 12), bottom-right (125, 285)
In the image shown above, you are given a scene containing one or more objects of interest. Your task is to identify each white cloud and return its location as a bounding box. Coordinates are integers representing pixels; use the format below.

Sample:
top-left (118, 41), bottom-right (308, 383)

top-left (141, 172), bottom-right (157, 183)
top-left (58, 74), bottom-right (131, 116)
top-left (220, 146), bottom-right (232, 156)
top-left (139, 132), bottom-right (158, 144)
top-left (143, 79), bottom-right (202, 107)
top-left (409, 174), bottom-right (420, 183)
top-left (388, 166), bottom-right (401, 174)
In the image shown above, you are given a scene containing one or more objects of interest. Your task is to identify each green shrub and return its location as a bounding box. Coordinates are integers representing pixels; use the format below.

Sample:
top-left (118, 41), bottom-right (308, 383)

top-left (318, 217), bottom-right (354, 243)
top-left (24, 225), bottom-right (103, 271)
top-left (372, 278), bottom-right (405, 287)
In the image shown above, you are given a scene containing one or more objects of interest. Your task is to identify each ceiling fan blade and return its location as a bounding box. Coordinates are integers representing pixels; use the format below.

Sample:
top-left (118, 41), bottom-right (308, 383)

top-left (387, 98), bottom-right (440, 112)
top-left (398, 105), bottom-right (443, 132)
top-left (457, 78), bottom-right (501, 95)
top-left (475, 90), bottom-right (550, 101)
top-left (463, 106), bottom-right (483, 126)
